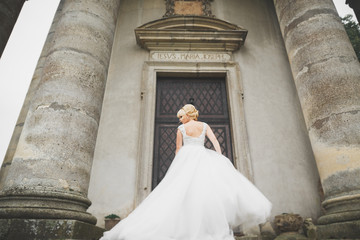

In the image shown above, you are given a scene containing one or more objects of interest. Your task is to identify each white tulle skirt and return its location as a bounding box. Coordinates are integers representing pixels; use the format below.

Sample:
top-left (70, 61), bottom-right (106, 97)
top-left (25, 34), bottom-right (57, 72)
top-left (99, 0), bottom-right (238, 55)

top-left (101, 145), bottom-right (272, 240)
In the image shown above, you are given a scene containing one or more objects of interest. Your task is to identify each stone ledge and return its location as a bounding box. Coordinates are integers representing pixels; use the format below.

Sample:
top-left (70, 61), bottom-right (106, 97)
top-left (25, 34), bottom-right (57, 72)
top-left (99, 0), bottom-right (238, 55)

top-left (0, 219), bottom-right (104, 240)
top-left (317, 219), bottom-right (360, 239)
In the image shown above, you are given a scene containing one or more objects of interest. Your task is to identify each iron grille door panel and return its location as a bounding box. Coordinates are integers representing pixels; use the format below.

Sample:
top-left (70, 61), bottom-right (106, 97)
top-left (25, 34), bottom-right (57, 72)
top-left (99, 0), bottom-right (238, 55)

top-left (152, 77), bottom-right (233, 189)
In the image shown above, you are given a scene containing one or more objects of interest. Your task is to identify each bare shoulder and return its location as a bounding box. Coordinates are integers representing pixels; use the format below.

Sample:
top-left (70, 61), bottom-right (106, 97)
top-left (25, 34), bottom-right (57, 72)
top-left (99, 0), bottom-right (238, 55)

top-left (196, 121), bottom-right (206, 128)
top-left (184, 120), bottom-right (202, 126)
top-left (184, 121), bottom-right (204, 131)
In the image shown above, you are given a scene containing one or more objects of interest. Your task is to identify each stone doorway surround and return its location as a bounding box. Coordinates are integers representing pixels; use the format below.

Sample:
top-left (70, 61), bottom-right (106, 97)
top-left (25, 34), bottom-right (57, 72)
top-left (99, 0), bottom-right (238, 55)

top-left (134, 15), bottom-right (250, 204)
top-left (135, 53), bottom-right (252, 204)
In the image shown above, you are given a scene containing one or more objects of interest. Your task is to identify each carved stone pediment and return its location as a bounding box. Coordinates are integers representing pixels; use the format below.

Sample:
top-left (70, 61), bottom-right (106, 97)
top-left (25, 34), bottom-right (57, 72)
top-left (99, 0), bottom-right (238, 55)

top-left (134, 16), bottom-right (248, 52)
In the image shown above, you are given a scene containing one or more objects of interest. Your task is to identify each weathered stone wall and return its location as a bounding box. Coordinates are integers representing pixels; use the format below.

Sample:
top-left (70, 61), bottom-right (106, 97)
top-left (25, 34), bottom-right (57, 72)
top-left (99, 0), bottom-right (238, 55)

top-left (88, 0), bottom-right (321, 227)
top-left (214, 0), bottom-right (321, 222)
top-left (87, 0), bottom-right (158, 224)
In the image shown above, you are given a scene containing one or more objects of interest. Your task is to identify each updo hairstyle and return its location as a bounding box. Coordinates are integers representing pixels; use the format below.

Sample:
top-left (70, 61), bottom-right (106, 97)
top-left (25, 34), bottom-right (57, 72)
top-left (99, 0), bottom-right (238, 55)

top-left (177, 104), bottom-right (199, 120)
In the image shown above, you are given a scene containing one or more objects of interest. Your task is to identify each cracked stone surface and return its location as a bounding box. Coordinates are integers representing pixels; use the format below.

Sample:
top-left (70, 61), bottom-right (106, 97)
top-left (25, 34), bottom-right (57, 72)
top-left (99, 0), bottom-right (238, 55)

top-left (0, 0), bottom-right (121, 225)
top-left (274, 0), bottom-right (360, 235)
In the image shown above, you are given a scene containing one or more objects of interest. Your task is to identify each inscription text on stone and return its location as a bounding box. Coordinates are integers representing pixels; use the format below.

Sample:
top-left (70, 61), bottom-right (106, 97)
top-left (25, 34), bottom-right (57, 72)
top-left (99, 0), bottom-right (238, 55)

top-left (151, 52), bottom-right (231, 62)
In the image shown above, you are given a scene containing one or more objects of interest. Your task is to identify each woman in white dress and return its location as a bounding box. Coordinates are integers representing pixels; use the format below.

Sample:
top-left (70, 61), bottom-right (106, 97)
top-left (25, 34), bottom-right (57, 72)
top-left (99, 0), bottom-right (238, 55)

top-left (101, 104), bottom-right (272, 240)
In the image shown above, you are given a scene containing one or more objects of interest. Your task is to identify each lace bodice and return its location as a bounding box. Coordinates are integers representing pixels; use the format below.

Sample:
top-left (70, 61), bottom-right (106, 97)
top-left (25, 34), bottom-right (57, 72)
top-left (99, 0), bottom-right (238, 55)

top-left (178, 122), bottom-right (207, 146)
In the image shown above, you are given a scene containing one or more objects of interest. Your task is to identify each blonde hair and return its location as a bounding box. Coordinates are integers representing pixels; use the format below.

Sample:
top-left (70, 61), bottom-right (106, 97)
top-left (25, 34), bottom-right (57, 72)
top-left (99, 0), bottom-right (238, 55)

top-left (177, 104), bottom-right (199, 120)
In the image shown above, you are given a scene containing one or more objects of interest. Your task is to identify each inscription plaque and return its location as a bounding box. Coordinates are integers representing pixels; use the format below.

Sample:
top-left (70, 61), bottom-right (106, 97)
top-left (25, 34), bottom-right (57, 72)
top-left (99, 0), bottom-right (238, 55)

top-left (174, 1), bottom-right (203, 15)
top-left (150, 51), bottom-right (231, 62)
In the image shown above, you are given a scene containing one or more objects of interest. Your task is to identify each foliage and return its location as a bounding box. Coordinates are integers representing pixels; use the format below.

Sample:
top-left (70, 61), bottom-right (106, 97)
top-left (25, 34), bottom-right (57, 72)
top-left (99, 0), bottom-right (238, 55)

top-left (341, 14), bottom-right (360, 61)
top-left (105, 214), bottom-right (120, 219)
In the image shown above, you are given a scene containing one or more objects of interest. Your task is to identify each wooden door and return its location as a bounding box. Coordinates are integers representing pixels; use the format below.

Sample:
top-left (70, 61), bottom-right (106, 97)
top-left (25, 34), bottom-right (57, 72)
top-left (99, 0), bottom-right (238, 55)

top-left (152, 77), bottom-right (233, 188)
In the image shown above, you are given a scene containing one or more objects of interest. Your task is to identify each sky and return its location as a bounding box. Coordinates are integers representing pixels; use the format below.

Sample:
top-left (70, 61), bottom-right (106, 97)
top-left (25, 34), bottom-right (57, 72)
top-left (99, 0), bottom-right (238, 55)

top-left (0, 0), bottom-right (357, 167)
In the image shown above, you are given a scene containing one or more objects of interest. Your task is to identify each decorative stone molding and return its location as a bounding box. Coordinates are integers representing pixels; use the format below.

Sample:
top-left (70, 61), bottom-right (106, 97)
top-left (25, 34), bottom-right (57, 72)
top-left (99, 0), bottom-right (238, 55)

top-left (135, 16), bottom-right (248, 52)
top-left (302, 218), bottom-right (317, 238)
top-left (274, 213), bottom-right (303, 233)
top-left (136, 61), bottom-right (253, 204)
top-left (163, 0), bottom-right (214, 18)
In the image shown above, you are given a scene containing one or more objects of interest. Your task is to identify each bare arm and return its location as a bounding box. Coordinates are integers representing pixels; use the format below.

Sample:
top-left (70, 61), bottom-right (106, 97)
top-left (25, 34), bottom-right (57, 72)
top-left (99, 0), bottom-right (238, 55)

top-left (206, 125), bottom-right (222, 154)
top-left (176, 129), bottom-right (183, 155)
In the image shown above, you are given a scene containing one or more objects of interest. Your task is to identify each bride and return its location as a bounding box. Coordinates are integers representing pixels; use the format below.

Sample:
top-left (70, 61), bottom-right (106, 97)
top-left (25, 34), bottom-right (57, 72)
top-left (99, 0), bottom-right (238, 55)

top-left (101, 104), bottom-right (272, 240)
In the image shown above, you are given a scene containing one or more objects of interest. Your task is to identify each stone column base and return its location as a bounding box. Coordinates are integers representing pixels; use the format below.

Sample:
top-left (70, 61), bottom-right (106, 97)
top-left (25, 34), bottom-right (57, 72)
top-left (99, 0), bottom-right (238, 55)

top-left (317, 220), bottom-right (360, 239)
top-left (0, 219), bottom-right (104, 240)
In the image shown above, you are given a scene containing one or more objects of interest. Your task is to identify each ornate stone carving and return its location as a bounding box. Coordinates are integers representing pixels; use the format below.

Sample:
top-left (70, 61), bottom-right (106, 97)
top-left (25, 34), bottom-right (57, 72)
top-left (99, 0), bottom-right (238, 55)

top-left (274, 213), bottom-right (303, 233)
top-left (163, 0), bottom-right (215, 18)
top-left (302, 218), bottom-right (317, 238)
top-left (202, 0), bottom-right (214, 17)
top-left (164, 0), bottom-right (175, 17)
top-left (135, 16), bottom-right (248, 52)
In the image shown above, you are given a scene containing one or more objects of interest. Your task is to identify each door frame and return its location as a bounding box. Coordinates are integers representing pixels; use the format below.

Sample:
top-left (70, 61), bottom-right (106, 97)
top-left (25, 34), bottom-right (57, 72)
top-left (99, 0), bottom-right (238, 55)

top-left (135, 57), bottom-right (253, 205)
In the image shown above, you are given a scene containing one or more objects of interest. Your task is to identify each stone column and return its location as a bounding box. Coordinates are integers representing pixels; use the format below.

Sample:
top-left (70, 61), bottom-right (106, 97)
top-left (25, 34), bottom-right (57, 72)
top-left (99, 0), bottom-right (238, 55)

top-left (0, 0), bottom-right (64, 191)
top-left (0, 0), bottom-right (25, 57)
top-left (0, 0), bottom-right (120, 239)
top-left (273, 0), bottom-right (360, 238)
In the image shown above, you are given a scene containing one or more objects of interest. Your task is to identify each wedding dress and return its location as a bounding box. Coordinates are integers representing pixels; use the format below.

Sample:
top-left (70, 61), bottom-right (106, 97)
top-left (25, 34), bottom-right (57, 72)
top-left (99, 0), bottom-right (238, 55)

top-left (101, 122), bottom-right (272, 240)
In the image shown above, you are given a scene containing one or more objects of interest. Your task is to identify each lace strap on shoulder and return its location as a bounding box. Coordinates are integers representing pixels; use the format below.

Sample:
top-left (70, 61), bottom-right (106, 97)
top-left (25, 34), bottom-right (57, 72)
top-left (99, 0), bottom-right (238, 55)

top-left (202, 122), bottom-right (207, 135)
top-left (178, 124), bottom-right (185, 135)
